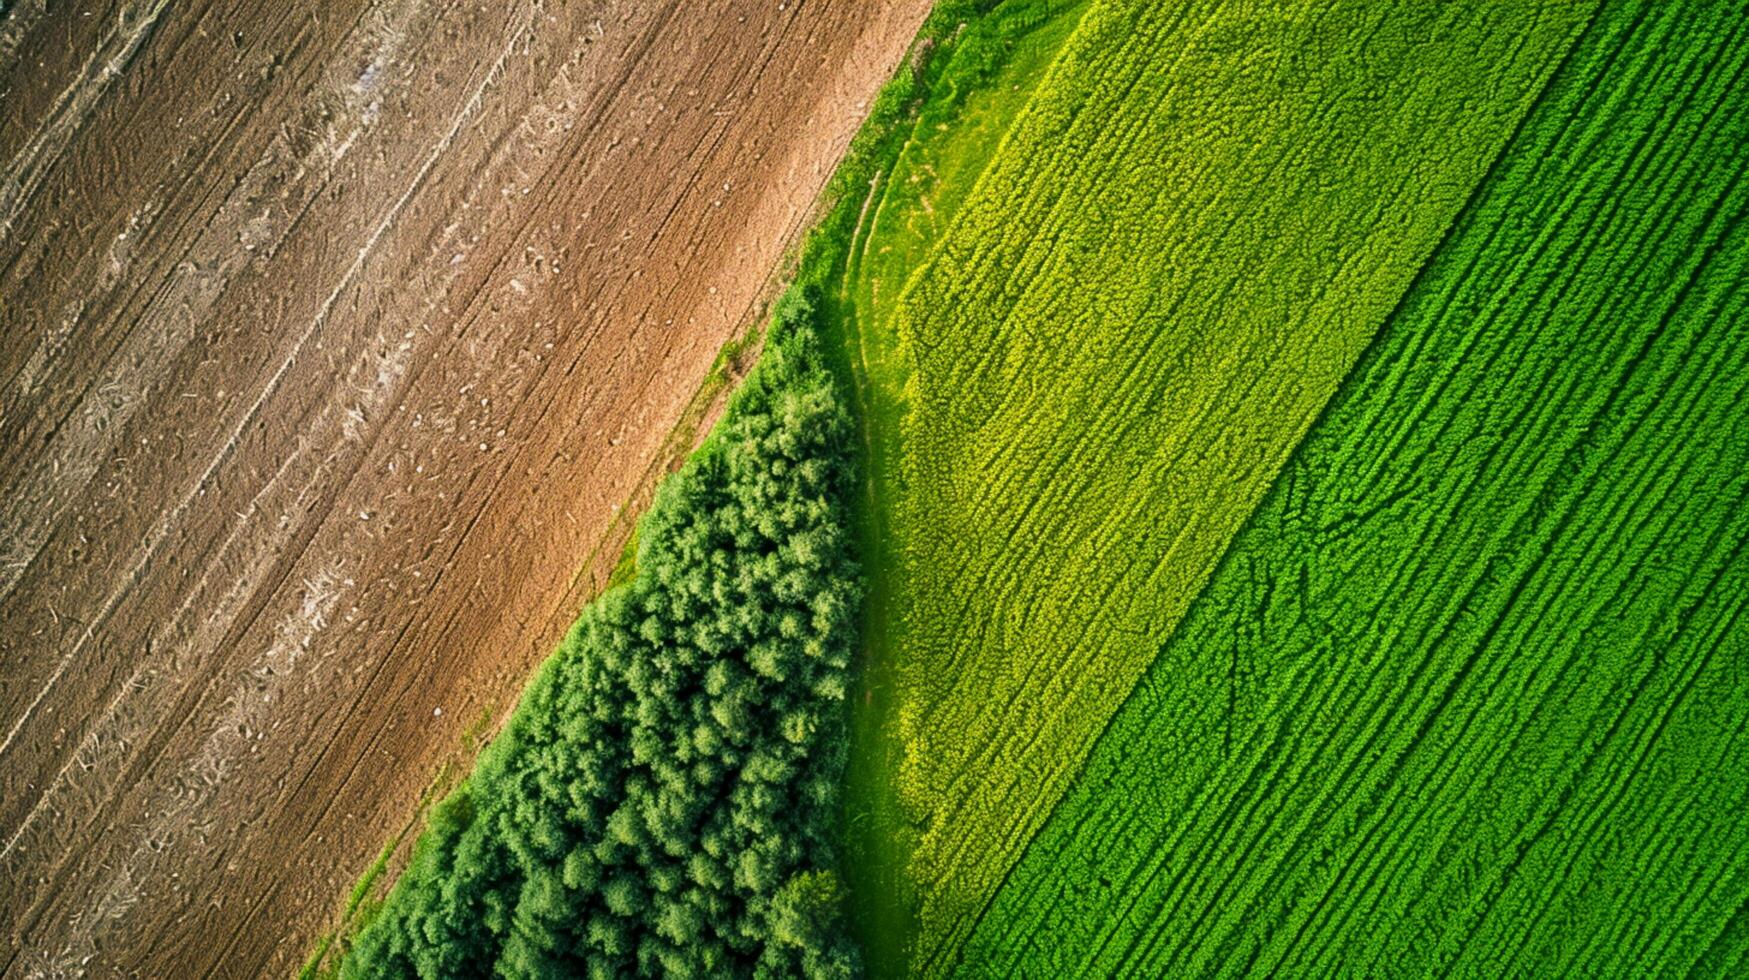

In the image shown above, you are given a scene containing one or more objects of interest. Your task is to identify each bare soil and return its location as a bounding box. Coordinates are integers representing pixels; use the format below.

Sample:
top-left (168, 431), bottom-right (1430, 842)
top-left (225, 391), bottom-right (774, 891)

top-left (0, 1), bottom-right (928, 976)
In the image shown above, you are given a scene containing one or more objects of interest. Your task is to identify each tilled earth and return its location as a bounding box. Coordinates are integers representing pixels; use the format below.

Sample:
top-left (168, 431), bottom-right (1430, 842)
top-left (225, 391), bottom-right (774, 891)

top-left (0, 1), bottom-right (927, 975)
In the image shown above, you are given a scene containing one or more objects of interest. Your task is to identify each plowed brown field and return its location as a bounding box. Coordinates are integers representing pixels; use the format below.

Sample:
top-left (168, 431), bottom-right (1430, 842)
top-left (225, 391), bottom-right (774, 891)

top-left (0, 2), bottom-right (928, 976)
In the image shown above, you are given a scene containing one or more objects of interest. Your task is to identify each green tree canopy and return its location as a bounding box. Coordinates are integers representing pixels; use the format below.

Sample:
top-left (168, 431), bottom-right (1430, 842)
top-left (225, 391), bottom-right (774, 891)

top-left (342, 292), bottom-right (862, 978)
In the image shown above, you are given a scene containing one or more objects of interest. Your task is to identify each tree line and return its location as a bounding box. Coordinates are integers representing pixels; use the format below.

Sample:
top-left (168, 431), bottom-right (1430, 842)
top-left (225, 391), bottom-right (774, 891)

top-left (342, 290), bottom-right (864, 978)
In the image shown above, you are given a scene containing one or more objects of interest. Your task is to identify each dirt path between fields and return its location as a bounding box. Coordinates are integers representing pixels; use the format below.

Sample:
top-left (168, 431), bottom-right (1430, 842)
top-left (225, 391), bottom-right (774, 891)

top-left (0, 1), bottom-right (928, 975)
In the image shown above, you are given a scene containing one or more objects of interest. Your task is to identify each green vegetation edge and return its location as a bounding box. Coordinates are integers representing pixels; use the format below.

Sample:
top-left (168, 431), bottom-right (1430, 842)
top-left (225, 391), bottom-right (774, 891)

top-left (786, 3), bottom-right (1094, 975)
top-left (298, 2), bottom-right (1084, 974)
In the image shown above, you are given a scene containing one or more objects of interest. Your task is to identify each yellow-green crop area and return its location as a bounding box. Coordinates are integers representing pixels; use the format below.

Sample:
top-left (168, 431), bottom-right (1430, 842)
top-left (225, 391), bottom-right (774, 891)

top-left (831, 0), bottom-right (1749, 976)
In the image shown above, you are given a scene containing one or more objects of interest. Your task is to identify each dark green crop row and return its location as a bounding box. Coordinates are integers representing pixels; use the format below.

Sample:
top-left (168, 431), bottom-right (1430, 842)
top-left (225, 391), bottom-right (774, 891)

top-left (960, 0), bottom-right (1749, 974)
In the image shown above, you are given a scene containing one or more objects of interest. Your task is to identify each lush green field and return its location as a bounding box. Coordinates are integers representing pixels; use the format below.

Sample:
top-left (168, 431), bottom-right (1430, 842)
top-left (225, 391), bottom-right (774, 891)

top-left (953, 0), bottom-right (1749, 974)
top-left (826, 3), bottom-right (1093, 973)
top-left (850, 0), bottom-right (1595, 970)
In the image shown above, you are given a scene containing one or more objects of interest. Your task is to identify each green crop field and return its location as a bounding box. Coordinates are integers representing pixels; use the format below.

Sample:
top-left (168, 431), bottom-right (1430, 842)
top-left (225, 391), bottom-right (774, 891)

top-left (950, 0), bottom-right (1749, 974)
top-left (833, 0), bottom-right (1604, 972)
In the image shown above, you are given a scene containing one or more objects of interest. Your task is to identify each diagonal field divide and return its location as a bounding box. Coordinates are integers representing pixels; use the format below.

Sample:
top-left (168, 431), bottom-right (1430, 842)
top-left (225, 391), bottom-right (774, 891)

top-left (869, 0), bottom-right (1600, 971)
top-left (0, 2), bottom-right (931, 976)
top-left (957, 0), bottom-right (1749, 974)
